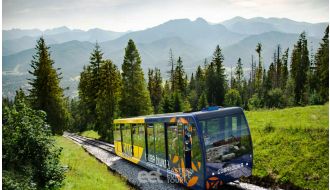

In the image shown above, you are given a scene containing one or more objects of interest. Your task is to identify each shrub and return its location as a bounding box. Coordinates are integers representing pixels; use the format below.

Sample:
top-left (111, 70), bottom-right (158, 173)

top-left (309, 90), bottom-right (323, 105)
top-left (224, 89), bottom-right (241, 107)
top-left (248, 94), bottom-right (262, 110)
top-left (3, 100), bottom-right (64, 189)
top-left (266, 88), bottom-right (286, 108)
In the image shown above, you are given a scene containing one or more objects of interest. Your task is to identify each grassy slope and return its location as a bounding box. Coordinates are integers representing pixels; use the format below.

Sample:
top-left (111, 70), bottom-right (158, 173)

top-left (246, 104), bottom-right (329, 190)
top-left (79, 130), bottom-right (101, 139)
top-left (55, 136), bottom-right (131, 190)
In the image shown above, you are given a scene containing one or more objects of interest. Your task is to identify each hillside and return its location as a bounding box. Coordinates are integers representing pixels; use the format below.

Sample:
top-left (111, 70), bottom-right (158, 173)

top-left (245, 104), bottom-right (329, 190)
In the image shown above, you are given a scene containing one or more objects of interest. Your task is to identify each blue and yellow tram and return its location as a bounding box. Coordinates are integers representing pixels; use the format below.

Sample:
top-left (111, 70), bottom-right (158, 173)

top-left (113, 106), bottom-right (253, 189)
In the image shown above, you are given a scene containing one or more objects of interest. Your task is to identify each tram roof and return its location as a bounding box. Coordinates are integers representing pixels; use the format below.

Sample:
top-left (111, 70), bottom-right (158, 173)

top-left (113, 107), bottom-right (243, 124)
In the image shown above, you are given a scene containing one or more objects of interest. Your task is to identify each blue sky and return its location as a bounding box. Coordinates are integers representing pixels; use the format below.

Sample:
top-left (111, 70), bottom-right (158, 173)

top-left (3, 0), bottom-right (329, 31)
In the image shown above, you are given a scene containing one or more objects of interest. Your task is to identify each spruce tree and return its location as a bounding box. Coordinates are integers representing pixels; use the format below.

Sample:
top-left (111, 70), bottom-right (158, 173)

top-left (315, 26), bottom-right (329, 102)
top-left (275, 45), bottom-right (282, 88)
top-left (211, 45), bottom-right (226, 106)
top-left (290, 32), bottom-right (310, 105)
top-left (172, 92), bottom-right (183, 112)
top-left (121, 39), bottom-right (152, 117)
top-left (173, 57), bottom-right (186, 95)
top-left (78, 43), bottom-right (104, 130)
top-left (28, 37), bottom-right (70, 134)
top-left (249, 55), bottom-right (256, 98)
top-left (89, 43), bottom-right (104, 128)
top-left (148, 68), bottom-right (163, 113)
top-left (78, 65), bottom-right (93, 130)
top-left (167, 49), bottom-right (176, 92)
top-left (281, 48), bottom-right (289, 90)
top-left (95, 59), bottom-right (121, 142)
top-left (195, 65), bottom-right (205, 97)
top-left (160, 80), bottom-right (173, 113)
top-left (255, 43), bottom-right (263, 95)
top-left (205, 61), bottom-right (217, 105)
top-left (198, 92), bottom-right (208, 110)
top-left (234, 58), bottom-right (244, 89)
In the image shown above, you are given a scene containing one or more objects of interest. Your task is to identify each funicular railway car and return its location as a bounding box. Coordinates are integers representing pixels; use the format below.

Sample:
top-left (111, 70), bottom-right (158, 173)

top-left (113, 106), bottom-right (253, 189)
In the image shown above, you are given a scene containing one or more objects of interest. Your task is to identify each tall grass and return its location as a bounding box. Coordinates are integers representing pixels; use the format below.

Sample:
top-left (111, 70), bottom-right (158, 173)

top-left (55, 136), bottom-right (132, 190)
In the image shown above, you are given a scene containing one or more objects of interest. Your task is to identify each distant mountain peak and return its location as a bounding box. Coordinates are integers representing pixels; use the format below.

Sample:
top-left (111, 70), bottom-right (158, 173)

top-left (44, 26), bottom-right (71, 35)
top-left (195, 17), bottom-right (208, 24)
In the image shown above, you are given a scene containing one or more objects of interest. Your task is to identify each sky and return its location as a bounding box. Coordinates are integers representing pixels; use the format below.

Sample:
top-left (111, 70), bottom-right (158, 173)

top-left (3, 0), bottom-right (329, 32)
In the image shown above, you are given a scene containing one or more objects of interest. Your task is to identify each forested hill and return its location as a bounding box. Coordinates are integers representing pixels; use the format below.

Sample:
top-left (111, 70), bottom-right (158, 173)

top-left (2, 17), bottom-right (328, 98)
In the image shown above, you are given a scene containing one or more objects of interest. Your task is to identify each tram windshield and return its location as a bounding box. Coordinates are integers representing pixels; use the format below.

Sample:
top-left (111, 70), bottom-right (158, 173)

top-left (199, 113), bottom-right (252, 163)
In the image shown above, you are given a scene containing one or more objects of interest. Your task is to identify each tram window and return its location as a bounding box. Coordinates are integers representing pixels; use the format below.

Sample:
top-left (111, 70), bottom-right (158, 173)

top-left (167, 123), bottom-right (178, 163)
top-left (225, 116), bottom-right (232, 140)
top-left (154, 123), bottom-right (166, 168)
top-left (232, 117), bottom-right (238, 137)
top-left (201, 114), bottom-right (252, 163)
top-left (114, 124), bottom-right (121, 142)
top-left (191, 122), bottom-right (202, 163)
top-left (133, 124), bottom-right (144, 147)
top-left (122, 124), bottom-right (132, 145)
top-left (147, 124), bottom-right (155, 163)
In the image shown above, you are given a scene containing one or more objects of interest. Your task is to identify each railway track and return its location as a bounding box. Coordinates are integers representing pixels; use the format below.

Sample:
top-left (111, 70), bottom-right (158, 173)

top-left (63, 132), bottom-right (270, 190)
top-left (65, 132), bottom-right (115, 153)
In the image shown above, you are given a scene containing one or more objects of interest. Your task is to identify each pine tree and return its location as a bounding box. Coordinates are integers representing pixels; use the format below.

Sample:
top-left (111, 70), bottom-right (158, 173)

top-left (161, 94), bottom-right (173, 113)
top-left (78, 65), bottom-right (94, 130)
top-left (268, 62), bottom-right (277, 88)
top-left (249, 55), bottom-right (256, 97)
top-left (28, 37), bottom-right (70, 134)
top-left (78, 43), bottom-right (105, 130)
top-left (173, 57), bottom-right (186, 95)
top-left (290, 32), bottom-right (310, 105)
top-left (195, 65), bottom-right (205, 97)
top-left (160, 80), bottom-right (173, 113)
top-left (148, 68), bottom-right (163, 113)
top-left (90, 43), bottom-right (104, 122)
top-left (167, 49), bottom-right (175, 92)
top-left (197, 92), bottom-right (208, 110)
top-left (281, 48), bottom-right (289, 90)
top-left (255, 43), bottom-right (263, 95)
top-left (275, 45), bottom-right (282, 88)
top-left (95, 59), bottom-right (121, 142)
top-left (189, 73), bottom-right (195, 91)
top-left (261, 68), bottom-right (269, 106)
top-left (121, 39), bottom-right (152, 116)
top-left (234, 58), bottom-right (244, 89)
top-left (315, 26), bottom-right (329, 102)
top-left (172, 92), bottom-right (183, 112)
top-left (188, 73), bottom-right (199, 111)
top-left (205, 61), bottom-right (217, 105)
top-left (211, 45), bottom-right (226, 106)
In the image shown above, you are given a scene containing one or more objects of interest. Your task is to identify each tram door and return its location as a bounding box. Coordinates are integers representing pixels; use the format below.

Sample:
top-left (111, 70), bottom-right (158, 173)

top-left (167, 118), bottom-right (192, 177)
top-left (146, 124), bottom-right (156, 163)
top-left (179, 117), bottom-right (192, 169)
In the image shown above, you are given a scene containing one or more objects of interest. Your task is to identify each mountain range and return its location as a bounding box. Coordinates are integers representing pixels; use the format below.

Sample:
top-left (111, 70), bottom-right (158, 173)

top-left (2, 17), bottom-right (328, 98)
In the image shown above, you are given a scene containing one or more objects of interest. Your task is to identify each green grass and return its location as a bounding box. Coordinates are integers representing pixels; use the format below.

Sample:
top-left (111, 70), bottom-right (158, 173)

top-left (55, 136), bottom-right (132, 190)
top-left (79, 130), bottom-right (101, 139)
top-left (246, 104), bottom-right (329, 190)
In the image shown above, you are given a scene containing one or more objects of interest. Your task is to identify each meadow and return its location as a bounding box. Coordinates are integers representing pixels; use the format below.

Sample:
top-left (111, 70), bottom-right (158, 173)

top-left (245, 104), bottom-right (329, 189)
